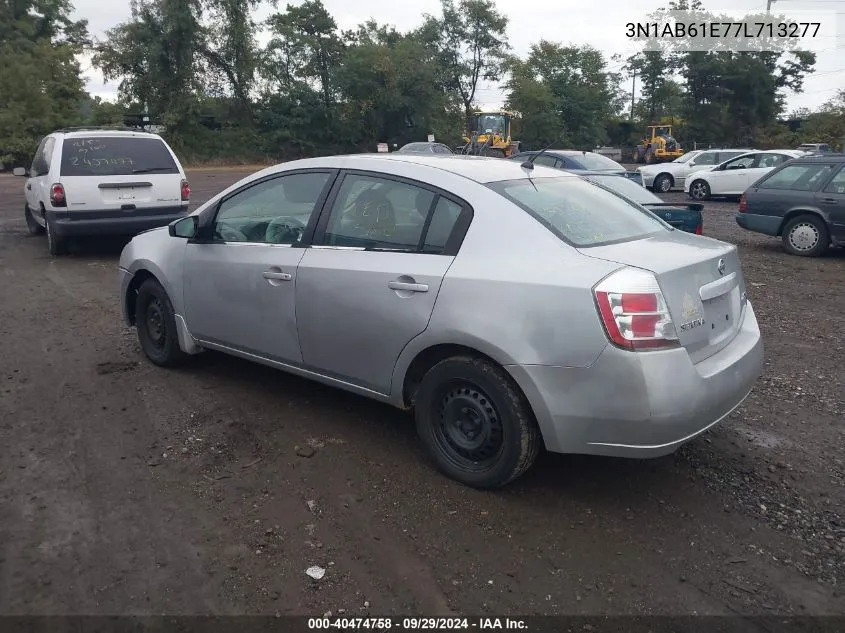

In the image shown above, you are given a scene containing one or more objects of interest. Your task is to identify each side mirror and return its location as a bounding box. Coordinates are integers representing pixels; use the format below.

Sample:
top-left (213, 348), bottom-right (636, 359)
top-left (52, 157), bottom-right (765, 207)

top-left (688, 162), bottom-right (696, 167)
top-left (169, 215), bottom-right (198, 238)
top-left (13, 167), bottom-right (27, 177)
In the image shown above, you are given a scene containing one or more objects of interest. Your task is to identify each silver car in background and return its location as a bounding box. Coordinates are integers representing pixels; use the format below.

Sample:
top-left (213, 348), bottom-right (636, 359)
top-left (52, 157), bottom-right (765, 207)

top-left (118, 154), bottom-right (764, 489)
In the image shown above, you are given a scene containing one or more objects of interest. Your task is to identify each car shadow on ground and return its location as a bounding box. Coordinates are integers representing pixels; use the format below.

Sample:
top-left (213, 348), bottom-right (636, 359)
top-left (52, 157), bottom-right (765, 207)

top-left (172, 349), bottom-right (702, 506)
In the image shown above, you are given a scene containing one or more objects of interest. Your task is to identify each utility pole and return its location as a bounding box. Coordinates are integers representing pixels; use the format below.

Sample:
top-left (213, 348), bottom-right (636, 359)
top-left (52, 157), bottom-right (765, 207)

top-left (630, 70), bottom-right (636, 120)
top-left (766, 0), bottom-right (776, 13)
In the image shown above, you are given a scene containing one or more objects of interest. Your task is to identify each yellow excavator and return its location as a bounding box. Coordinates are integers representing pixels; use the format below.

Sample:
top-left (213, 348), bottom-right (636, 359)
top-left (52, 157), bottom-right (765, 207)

top-left (459, 110), bottom-right (521, 158)
top-left (632, 125), bottom-right (685, 164)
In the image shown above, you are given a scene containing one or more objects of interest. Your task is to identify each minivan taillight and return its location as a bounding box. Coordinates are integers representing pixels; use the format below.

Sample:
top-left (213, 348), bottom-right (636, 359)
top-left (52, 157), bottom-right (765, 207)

top-left (181, 179), bottom-right (190, 202)
top-left (593, 268), bottom-right (680, 351)
top-left (738, 194), bottom-right (747, 213)
top-left (695, 223), bottom-right (702, 235)
top-left (50, 183), bottom-right (66, 207)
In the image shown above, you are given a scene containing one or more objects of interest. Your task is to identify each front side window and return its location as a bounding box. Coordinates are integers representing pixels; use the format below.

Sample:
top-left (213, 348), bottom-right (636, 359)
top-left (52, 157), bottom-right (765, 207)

top-left (320, 174), bottom-right (464, 253)
top-left (488, 176), bottom-right (666, 248)
top-left (572, 153), bottom-right (624, 171)
top-left (213, 172), bottom-right (331, 244)
top-left (60, 137), bottom-right (179, 176)
top-left (757, 163), bottom-right (837, 191)
top-left (723, 154), bottom-right (756, 170)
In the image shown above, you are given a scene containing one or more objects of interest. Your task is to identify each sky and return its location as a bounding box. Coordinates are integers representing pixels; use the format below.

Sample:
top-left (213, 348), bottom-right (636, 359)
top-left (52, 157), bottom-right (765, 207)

top-left (74, 0), bottom-right (845, 114)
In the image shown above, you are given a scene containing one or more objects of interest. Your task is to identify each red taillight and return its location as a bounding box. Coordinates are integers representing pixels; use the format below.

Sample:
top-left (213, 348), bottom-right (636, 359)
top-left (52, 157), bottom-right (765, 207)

top-left (50, 183), bottom-right (66, 207)
top-left (594, 269), bottom-right (680, 351)
top-left (181, 179), bottom-right (190, 201)
top-left (738, 194), bottom-right (747, 213)
top-left (695, 223), bottom-right (703, 235)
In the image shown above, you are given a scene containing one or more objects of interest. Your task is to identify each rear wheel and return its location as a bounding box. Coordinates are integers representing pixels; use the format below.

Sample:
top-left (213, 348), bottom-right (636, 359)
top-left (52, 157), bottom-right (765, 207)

top-left (24, 205), bottom-right (44, 235)
top-left (135, 278), bottom-right (189, 367)
top-left (653, 173), bottom-right (673, 193)
top-left (689, 179), bottom-right (711, 201)
top-left (781, 215), bottom-right (829, 257)
top-left (414, 356), bottom-right (541, 489)
top-left (45, 217), bottom-right (68, 255)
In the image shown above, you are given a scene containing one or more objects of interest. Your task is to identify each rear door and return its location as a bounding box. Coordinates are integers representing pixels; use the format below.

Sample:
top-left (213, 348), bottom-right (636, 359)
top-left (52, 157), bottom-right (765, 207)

top-left (740, 153), bottom-right (792, 191)
top-left (295, 172), bottom-right (471, 394)
top-left (816, 164), bottom-right (845, 242)
top-left (745, 162), bottom-right (838, 228)
top-left (25, 137), bottom-right (51, 216)
top-left (58, 136), bottom-right (184, 212)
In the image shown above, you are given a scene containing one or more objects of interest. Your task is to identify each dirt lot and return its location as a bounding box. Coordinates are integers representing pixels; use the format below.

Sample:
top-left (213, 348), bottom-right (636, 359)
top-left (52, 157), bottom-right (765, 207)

top-left (0, 167), bottom-right (843, 618)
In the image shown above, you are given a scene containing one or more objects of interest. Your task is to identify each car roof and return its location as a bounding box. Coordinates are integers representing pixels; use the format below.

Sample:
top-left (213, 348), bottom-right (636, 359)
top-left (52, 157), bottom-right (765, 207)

top-left (790, 153), bottom-right (845, 162)
top-left (517, 150), bottom-right (602, 157)
top-left (261, 154), bottom-right (570, 184)
top-left (50, 128), bottom-right (163, 140)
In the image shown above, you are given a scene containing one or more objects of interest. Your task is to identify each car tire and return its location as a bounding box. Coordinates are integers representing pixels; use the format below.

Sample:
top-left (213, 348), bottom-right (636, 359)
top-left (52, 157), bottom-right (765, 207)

top-left (781, 214), bottom-right (829, 257)
top-left (24, 205), bottom-right (44, 235)
top-left (689, 179), bottom-right (711, 201)
top-left (654, 173), bottom-right (673, 193)
top-left (135, 278), bottom-right (189, 367)
top-left (45, 216), bottom-right (68, 255)
top-left (414, 356), bottom-right (541, 489)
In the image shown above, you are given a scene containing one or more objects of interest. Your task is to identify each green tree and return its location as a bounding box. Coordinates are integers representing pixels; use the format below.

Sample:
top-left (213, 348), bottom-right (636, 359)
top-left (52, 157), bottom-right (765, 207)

top-left (0, 0), bottom-right (88, 164)
top-left (418, 0), bottom-right (509, 118)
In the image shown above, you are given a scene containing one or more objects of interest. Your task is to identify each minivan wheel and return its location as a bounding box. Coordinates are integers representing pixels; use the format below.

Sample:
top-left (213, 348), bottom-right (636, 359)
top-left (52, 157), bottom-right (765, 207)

top-left (654, 173), bottom-right (673, 193)
top-left (782, 215), bottom-right (829, 257)
top-left (24, 205), bottom-right (45, 235)
top-left (689, 179), bottom-right (711, 200)
top-left (135, 278), bottom-right (189, 367)
top-left (414, 356), bottom-right (541, 489)
top-left (45, 218), bottom-right (68, 255)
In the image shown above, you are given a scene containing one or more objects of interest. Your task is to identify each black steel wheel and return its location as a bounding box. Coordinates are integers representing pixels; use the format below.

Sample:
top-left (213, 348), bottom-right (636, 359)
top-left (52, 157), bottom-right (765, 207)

top-left (414, 356), bottom-right (541, 489)
top-left (45, 217), bottom-right (68, 255)
top-left (135, 278), bottom-right (189, 367)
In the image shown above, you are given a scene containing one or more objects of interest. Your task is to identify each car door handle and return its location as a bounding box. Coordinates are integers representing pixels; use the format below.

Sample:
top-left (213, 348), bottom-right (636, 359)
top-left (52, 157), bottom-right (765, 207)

top-left (388, 281), bottom-right (429, 293)
top-left (263, 271), bottom-right (292, 281)
top-left (26, 183), bottom-right (31, 190)
top-left (821, 198), bottom-right (837, 204)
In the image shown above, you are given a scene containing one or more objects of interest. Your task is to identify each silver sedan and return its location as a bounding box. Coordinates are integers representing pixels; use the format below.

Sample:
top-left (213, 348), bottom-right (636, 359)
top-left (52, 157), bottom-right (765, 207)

top-left (118, 154), bottom-right (764, 489)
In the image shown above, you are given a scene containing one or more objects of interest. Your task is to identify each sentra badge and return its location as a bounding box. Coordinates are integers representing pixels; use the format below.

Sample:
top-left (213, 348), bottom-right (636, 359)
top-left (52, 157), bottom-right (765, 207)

top-left (680, 292), bottom-right (705, 331)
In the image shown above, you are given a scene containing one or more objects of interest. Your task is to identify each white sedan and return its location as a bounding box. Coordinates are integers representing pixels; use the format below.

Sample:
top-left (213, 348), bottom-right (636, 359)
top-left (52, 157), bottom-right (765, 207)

top-left (685, 150), bottom-right (806, 200)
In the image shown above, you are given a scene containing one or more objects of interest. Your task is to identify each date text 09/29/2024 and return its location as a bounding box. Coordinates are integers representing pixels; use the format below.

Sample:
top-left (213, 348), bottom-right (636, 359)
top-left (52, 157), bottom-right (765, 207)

top-left (307, 617), bottom-right (528, 630)
top-left (626, 21), bottom-right (821, 39)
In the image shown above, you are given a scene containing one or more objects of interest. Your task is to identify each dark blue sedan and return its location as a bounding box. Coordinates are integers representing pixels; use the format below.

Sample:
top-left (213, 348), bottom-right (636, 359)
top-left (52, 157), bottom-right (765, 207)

top-left (579, 171), bottom-right (703, 234)
top-left (508, 149), bottom-right (644, 185)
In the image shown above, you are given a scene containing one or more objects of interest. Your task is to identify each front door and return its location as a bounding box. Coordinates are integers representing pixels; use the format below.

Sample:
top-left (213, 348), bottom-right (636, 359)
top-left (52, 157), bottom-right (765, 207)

top-left (182, 170), bottom-right (335, 364)
top-left (295, 172), bottom-right (469, 393)
top-left (714, 153), bottom-right (758, 194)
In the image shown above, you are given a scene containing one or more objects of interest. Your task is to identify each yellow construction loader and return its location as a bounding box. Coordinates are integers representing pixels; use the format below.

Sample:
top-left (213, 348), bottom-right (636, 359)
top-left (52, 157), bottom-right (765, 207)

top-left (459, 110), bottom-right (521, 157)
top-left (632, 125), bottom-right (685, 164)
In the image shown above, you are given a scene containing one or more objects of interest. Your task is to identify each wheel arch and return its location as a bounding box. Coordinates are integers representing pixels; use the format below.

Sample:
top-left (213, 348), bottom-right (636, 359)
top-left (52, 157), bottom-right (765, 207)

top-left (124, 268), bottom-right (160, 326)
top-left (778, 208), bottom-right (830, 237)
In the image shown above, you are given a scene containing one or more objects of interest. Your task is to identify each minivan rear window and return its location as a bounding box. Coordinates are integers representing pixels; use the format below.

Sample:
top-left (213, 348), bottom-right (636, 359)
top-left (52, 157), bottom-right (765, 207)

top-left (488, 176), bottom-right (666, 247)
top-left (60, 137), bottom-right (179, 176)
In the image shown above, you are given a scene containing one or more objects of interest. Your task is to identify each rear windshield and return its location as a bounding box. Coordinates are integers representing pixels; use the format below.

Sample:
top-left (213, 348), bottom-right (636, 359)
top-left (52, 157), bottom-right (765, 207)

top-left (571, 153), bottom-right (625, 171)
top-left (488, 176), bottom-right (666, 247)
top-left (60, 137), bottom-right (178, 176)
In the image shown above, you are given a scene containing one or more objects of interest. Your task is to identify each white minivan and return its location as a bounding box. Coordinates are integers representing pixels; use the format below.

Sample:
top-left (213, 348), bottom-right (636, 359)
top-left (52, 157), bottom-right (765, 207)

top-left (14, 127), bottom-right (190, 255)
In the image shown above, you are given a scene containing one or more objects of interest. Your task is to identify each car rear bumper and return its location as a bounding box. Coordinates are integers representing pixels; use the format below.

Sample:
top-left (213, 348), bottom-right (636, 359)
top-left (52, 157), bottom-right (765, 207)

top-left (506, 301), bottom-right (764, 458)
top-left (45, 206), bottom-right (189, 237)
top-left (735, 213), bottom-right (782, 236)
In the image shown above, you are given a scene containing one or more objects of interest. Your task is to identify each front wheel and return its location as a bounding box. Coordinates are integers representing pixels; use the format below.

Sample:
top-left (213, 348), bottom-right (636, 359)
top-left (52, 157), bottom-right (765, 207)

top-left (135, 278), bottom-right (189, 367)
top-left (653, 174), bottom-right (673, 193)
top-left (414, 356), bottom-right (541, 489)
top-left (781, 215), bottom-right (830, 257)
top-left (689, 179), bottom-right (711, 201)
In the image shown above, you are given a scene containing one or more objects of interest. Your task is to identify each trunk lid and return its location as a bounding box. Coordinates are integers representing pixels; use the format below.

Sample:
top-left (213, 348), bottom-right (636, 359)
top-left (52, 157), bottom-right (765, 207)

top-left (579, 231), bottom-right (747, 363)
top-left (62, 174), bottom-right (183, 211)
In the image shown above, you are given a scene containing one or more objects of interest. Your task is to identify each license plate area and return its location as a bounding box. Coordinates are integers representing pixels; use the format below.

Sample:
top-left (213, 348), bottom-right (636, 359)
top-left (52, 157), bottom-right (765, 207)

top-left (702, 287), bottom-right (740, 343)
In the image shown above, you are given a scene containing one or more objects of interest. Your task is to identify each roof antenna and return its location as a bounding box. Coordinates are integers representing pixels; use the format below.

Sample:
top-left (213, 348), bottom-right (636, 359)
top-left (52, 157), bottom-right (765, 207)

top-left (521, 142), bottom-right (556, 171)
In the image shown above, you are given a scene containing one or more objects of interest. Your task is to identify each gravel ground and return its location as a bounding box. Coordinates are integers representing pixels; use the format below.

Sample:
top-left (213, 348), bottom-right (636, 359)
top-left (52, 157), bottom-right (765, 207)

top-left (0, 167), bottom-right (843, 618)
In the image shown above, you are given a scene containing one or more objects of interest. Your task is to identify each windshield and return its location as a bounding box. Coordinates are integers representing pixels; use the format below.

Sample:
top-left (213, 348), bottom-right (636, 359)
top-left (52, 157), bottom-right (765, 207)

top-left (674, 152), bottom-right (699, 164)
top-left (60, 137), bottom-right (178, 176)
top-left (476, 114), bottom-right (506, 134)
top-left (571, 153), bottom-right (625, 171)
top-left (487, 176), bottom-right (666, 247)
top-left (583, 175), bottom-right (662, 205)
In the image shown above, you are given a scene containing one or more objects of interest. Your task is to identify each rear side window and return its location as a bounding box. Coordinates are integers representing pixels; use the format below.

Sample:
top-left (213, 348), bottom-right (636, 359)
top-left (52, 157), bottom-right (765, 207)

top-left (571, 153), bottom-right (624, 171)
top-left (757, 163), bottom-right (837, 191)
top-left (823, 167), bottom-right (845, 193)
top-left (60, 137), bottom-right (179, 177)
top-left (488, 176), bottom-right (666, 247)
